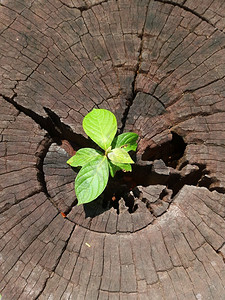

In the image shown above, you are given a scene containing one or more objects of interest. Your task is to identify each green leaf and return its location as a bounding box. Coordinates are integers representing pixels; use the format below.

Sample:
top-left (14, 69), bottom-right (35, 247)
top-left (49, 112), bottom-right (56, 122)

top-left (83, 108), bottom-right (117, 150)
top-left (116, 163), bottom-right (132, 172)
top-left (67, 148), bottom-right (103, 167)
top-left (108, 160), bottom-right (132, 177)
top-left (75, 155), bottom-right (109, 205)
top-left (112, 132), bottom-right (138, 152)
top-left (108, 148), bottom-right (134, 164)
top-left (108, 160), bottom-right (120, 177)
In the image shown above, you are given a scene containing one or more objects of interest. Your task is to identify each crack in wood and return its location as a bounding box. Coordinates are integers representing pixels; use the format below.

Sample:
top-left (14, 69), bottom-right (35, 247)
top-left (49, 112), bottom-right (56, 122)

top-left (0, 93), bottom-right (60, 140)
top-left (0, 209), bottom-right (59, 291)
top-left (1, 1), bottom-right (225, 298)
top-left (0, 91), bottom-right (95, 213)
top-left (34, 223), bottom-right (76, 300)
top-left (59, 0), bottom-right (109, 11)
top-left (2, 90), bottom-right (224, 223)
top-left (0, 92), bottom-right (94, 149)
top-left (154, 0), bottom-right (220, 31)
top-left (119, 0), bottom-right (151, 133)
top-left (0, 189), bottom-right (42, 214)
top-left (184, 75), bottom-right (225, 94)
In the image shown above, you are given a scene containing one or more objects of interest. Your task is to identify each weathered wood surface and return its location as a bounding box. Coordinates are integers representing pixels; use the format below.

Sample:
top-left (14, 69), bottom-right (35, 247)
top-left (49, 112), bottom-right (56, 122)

top-left (1, 0), bottom-right (225, 299)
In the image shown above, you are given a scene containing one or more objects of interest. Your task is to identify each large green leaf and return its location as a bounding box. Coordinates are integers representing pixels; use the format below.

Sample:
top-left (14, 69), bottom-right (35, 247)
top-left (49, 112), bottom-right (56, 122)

top-left (75, 155), bottom-right (109, 205)
top-left (108, 148), bottom-right (134, 164)
top-left (112, 132), bottom-right (138, 152)
top-left (108, 160), bottom-right (132, 177)
top-left (67, 148), bottom-right (103, 167)
top-left (83, 109), bottom-right (117, 150)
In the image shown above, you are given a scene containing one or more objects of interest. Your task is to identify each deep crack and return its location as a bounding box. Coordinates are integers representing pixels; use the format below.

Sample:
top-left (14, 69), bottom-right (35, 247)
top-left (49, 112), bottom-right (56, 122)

top-left (119, 73), bottom-right (137, 134)
top-left (1, 91), bottom-right (96, 212)
top-left (36, 136), bottom-right (53, 199)
top-left (2, 90), bottom-right (223, 221)
top-left (0, 92), bottom-right (94, 149)
top-left (119, 1), bottom-right (150, 133)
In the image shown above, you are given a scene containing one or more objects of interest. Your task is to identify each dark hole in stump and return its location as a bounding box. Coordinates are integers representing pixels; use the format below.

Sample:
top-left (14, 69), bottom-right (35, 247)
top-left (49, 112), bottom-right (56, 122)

top-left (141, 132), bottom-right (187, 168)
top-left (61, 131), bottom-right (209, 217)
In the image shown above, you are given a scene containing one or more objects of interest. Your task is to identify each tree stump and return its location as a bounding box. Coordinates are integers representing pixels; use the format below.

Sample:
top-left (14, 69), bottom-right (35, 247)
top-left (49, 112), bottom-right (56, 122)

top-left (1, 0), bottom-right (225, 299)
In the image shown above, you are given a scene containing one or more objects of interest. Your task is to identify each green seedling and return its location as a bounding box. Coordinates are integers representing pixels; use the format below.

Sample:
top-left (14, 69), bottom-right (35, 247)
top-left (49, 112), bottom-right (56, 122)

top-left (67, 109), bottom-right (138, 205)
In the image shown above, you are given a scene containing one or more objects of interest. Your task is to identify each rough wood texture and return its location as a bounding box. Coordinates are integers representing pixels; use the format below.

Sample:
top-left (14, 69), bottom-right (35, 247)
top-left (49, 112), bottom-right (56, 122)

top-left (1, 0), bottom-right (225, 299)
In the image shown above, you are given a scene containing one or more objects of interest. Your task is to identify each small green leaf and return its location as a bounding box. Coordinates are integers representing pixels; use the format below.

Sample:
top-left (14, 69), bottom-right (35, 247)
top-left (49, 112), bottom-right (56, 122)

top-left (67, 148), bottom-right (103, 167)
top-left (117, 163), bottom-right (132, 172)
top-left (112, 132), bottom-right (138, 152)
top-left (83, 109), bottom-right (117, 150)
top-left (108, 160), bottom-right (132, 177)
top-left (75, 155), bottom-right (109, 205)
top-left (108, 160), bottom-right (120, 177)
top-left (108, 148), bottom-right (134, 164)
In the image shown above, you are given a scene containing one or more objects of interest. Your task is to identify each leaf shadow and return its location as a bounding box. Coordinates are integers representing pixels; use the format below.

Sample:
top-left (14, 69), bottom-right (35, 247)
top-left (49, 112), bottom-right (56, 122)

top-left (83, 196), bottom-right (110, 218)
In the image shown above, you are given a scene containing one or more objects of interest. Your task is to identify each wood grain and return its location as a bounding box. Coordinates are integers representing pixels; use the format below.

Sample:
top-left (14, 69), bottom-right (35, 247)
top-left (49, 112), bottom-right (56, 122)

top-left (0, 0), bottom-right (225, 299)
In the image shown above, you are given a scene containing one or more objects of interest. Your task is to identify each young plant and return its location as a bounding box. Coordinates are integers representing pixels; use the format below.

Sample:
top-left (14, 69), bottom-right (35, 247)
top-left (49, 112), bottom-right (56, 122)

top-left (67, 109), bottom-right (138, 205)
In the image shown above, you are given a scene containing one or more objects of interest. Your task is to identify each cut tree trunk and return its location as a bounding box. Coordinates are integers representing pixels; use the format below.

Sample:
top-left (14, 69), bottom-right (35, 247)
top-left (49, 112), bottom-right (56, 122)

top-left (1, 0), bottom-right (225, 299)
